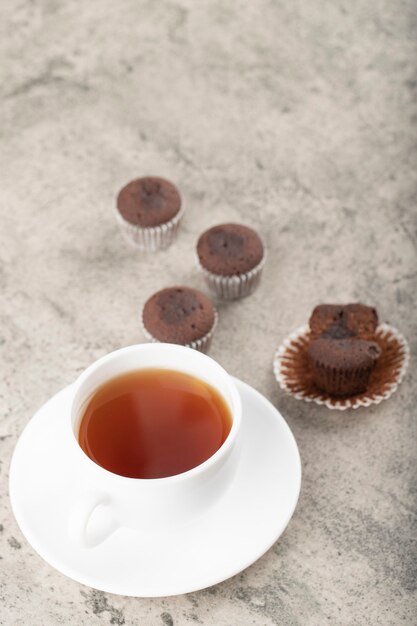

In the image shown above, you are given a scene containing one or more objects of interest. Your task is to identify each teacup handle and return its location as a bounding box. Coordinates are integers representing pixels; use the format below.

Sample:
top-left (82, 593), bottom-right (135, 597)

top-left (68, 492), bottom-right (119, 548)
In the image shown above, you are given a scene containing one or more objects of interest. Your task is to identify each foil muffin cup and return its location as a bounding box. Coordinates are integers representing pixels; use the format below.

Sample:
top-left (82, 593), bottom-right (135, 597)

top-left (141, 311), bottom-right (218, 354)
top-left (197, 254), bottom-right (266, 300)
top-left (114, 206), bottom-right (184, 251)
top-left (273, 323), bottom-right (409, 410)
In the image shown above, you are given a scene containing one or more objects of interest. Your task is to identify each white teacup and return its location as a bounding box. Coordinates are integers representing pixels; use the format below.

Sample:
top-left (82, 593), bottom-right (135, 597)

top-left (67, 343), bottom-right (242, 548)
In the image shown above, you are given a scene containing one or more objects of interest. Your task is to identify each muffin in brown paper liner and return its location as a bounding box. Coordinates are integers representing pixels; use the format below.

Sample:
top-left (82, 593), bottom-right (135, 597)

top-left (273, 323), bottom-right (409, 410)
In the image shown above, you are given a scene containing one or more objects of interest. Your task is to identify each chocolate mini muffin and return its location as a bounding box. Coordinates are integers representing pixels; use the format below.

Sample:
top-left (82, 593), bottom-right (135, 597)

top-left (309, 303), bottom-right (378, 340)
top-left (116, 176), bottom-right (183, 250)
top-left (343, 304), bottom-right (378, 338)
top-left (308, 338), bottom-right (382, 397)
top-left (142, 287), bottom-right (217, 352)
top-left (196, 223), bottom-right (265, 299)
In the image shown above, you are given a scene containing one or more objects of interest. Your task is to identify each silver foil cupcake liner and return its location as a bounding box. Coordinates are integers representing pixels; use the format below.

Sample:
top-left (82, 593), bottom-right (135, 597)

top-left (197, 254), bottom-right (266, 300)
top-left (114, 206), bottom-right (184, 251)
top-left (140, 311), bottom-right (218, 354)
top-left (273, 323), bottom-right (409, 410)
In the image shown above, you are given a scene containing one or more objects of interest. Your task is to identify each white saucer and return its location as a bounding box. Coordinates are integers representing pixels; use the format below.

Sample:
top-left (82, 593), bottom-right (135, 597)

top-left (9, 377), bottom-right (301, 597)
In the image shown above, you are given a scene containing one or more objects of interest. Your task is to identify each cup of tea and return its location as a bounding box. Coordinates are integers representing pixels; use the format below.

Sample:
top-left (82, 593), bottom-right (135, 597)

top-left (67, 343), bottom-right (242, 547)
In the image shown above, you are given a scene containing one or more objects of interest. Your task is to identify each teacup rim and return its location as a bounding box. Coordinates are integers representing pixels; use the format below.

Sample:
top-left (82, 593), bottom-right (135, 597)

top-left (70, 343), bottom-right (242, 484)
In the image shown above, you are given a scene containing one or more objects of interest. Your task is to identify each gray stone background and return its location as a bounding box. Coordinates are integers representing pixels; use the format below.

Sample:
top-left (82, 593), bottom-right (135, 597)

top-left (1, 0), bottom-right (416, 624)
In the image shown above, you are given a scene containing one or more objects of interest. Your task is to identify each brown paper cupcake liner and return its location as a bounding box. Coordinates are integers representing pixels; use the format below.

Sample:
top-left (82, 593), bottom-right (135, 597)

top-left (140, 311), bottom-right (218, 354)
top-left (273, 323), bottom-right (409, 410)
top-left (196, 254), bottom-right (266, 300)
top-left (114, 206), bottom-right (184, 251)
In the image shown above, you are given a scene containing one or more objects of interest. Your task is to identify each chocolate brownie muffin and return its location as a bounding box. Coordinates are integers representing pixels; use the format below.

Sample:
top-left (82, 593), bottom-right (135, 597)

top-left (308, 338), bottom-right (382, 396)
top-left (309, 303), bottom-right (378, 340)
top-left (196, 223), bottom-right (265, 299)
top-left (142, 287), bottom-right (217, 352)
top-left (343, 304), bottom-right (378, 338)
top-left (116, 177), bottom-right (183, 250)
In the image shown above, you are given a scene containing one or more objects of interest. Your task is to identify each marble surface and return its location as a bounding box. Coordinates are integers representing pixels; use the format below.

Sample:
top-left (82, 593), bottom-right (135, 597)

top-left (1, 0), bottom-right (416, 624)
